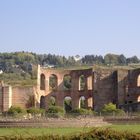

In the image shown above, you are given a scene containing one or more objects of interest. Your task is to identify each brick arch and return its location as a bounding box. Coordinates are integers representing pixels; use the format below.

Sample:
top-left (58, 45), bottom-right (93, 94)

top-left (63, 74), bottom-right (72, 90)
top-left (130, 69), bottom-right (140, 87)
top-left (49, 74), bottom-right (58, 90)
top-left (40, 95), bottom-right (46, 109)
top-left (40, 73), bottom-right (45, 90)
top-left (37, 65), bottom-right (93, 109)
top-left (79, 96), bottom-right (86, 108)
top-left (79, 75), bottom-right (86, 91)
top-left (137, 75), bottom-right (140, 87)
top-left (49, 96), bottom-right (56, 106)
top-left (138, 96), bottom-right (140, 102)
top-left (64, 96), bottom-right (72, 112)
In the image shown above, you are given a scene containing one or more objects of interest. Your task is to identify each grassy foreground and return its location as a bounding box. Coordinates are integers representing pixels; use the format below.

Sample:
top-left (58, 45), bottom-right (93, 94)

top-left (108, 124), bottom-right (140, 133)
top-left (0, 125), bottom-right (139, 136)
top-left (0, 127), bottom-right (90, 137)
top-left (0, 126), bottom-right (139, 140)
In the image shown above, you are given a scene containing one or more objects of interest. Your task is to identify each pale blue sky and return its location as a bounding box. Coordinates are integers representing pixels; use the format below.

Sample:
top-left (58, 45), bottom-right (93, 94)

top-left (0, 0), bottom-right (140, 57)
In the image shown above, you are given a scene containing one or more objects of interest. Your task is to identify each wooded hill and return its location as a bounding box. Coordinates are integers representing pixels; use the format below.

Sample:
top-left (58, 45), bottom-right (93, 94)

top-left (0, 52), bottom-right (140, 86)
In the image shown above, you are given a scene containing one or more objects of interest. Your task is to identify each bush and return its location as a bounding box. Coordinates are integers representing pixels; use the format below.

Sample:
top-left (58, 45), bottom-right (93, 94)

top-left (102, 103), bottom-right (116, 113)
top-left (27, 108), bottom-right (45, 115)
top-left (7, 106), bottom-right (26, 116)
top-left (70, 108), bottom-right (94, 116)
top-left (101, 103), bottom-right (125, 116)
top-left (115, 109), bottom-right (125, 116)
top-left (46, 106), bottom-right (64, 118)
top-left (1, 128), bottom-right (140, 140)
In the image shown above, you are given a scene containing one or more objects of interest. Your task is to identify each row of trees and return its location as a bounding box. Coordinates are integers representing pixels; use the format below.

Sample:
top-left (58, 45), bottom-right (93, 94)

top-left (0, 52), bottom-right (140, 71)
top-left (82, 54), bottom-right (140, 65)
top-left (0, 52), bottom-right (140, 85)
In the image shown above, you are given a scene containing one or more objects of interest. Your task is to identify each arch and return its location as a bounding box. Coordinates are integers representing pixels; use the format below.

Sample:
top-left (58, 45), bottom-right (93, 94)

top-left (49, 74), bottom-right (58, 90)
top-left (79, 96), bottom-right (86, 109)
top-left (87, 76), bottom-right (93, 90)
top-left (40, 74), bottom-right (45, 90)
top-left (63, 75), bottom-right (72, 90)
top-left (79, 75), bottom-right (86, 90)
top-left (137, 75), bottom-right (140, 87)
top-left (138, 96), bottom-right (140, 102)
top-left (49, 96), bottom-right (56, 106)
top-left (40, 96), bottom-right (46, 109)
top-left (64, 96), bottom-right (72, 112)
top-left (87, 97), bottom-right (93, 108)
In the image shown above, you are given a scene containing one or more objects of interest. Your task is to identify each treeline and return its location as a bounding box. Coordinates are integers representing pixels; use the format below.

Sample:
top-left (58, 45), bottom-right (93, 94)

top-left (0, 52), bottom-right (140, 74)
top-left (0, 52), bottom-right (140, 85)
top-left (82, 54), bottom-right (140, 65)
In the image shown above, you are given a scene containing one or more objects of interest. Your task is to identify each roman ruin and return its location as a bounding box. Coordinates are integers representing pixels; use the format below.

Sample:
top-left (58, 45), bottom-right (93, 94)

top-left (0, 65), bottom-right (140, 112)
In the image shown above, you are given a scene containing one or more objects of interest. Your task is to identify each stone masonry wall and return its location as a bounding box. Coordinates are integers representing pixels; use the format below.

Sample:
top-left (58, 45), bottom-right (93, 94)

top-left (93, 68), bottom-right (118, 110)
top-left (12, 86), bottom-right (35, 108)
top-left (0, 86), bottom-right (3, 112)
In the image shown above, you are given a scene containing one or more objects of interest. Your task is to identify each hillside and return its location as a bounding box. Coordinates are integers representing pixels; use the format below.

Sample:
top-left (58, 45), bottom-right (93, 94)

top-left (0, 52), bottom-right (140, 86)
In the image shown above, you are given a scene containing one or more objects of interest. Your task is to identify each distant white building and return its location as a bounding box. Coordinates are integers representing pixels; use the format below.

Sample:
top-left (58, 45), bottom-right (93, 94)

top-left (74, 55), bottom-right (81, 61)
top-left (43, 64), bottom-right (56, 68)
top-left (0, 70), bottom-right (3, 74)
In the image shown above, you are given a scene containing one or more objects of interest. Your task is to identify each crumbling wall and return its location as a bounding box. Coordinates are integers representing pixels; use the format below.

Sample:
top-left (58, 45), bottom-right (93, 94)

top-left (117, 69), bottom-right (128, 105)
top-left (12, 86), bottom-right (35, 108)
top-left (93, 68), bottom-right (118, 110)
top-left (37, 66), bottom-right (94, 110)
top-left (0, 86), bottom-right (3, 112)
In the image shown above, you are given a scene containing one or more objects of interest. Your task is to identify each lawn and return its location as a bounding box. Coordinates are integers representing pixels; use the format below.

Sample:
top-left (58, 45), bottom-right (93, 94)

top-left (0, 127), bottom-right (90, 137)
top-left (0, 125), bottom-right (139, 137)
top-left (106, 124), bottom-right (140, 133)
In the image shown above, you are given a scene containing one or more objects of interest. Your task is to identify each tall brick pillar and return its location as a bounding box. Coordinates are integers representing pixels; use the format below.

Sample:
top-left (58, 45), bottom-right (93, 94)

top-left (3, 86), bottom-right (12, 111)
top-left (117, 70), bottom-right (128, 105)
top-left (56, 75), bottom-right (64, 106)
top-left (0, 86), bottom-right (3, 112)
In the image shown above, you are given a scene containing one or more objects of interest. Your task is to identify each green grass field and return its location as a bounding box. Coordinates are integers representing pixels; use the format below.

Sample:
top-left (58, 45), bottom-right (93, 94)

top-left (105, 124), bottom-right (140, 133)
top-left (0, 125), bottom-right (139, 137)
top-left (0, 127), bottom-right (90, 137)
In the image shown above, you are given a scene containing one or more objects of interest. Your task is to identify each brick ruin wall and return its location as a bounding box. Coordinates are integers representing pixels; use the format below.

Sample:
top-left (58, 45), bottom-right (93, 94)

top-left (0, 86), bottom-right (2, 111)
top-left (36, 66), bottom-right (93, 110)
top-left (93, 68), bottom-right (118, 110)
top-left (12, 86), bottom-right (35, 108)
top-left (0, 85), bottom-right (35, 112)
top-left (0, 66), bottom-right (140, 112)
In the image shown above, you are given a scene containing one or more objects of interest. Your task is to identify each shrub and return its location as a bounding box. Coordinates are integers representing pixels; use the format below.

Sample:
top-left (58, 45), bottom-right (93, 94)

top-left (101, 103), bottom-right (125, 116)
top-left (27, 108), bottom-right (45, 115)
top-left (1, 128), bottom-right (140, 140)
top-left (47, 106), bottom-right (64, 114)
top-left (71, 108), bottom-right (94, 116)
top-left (115, 109), bottom-right (125, 116)
top-left (7, 106), bottom-right (26, 116)
top-left (102, 103), bottom-right (116, 113)
top-left (46, 106), bottom-right (64, 118)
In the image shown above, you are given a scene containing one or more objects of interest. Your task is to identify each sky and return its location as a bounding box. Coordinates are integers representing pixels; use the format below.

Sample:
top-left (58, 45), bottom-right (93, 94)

top-left (0, 0), bottom-right (140, 57)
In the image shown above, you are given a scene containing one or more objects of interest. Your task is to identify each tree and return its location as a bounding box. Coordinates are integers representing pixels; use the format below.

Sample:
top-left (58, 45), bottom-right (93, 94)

top-left (127, 56), bottom-right (140, 64)
top-left (118, 54), bottom-right (127, 65)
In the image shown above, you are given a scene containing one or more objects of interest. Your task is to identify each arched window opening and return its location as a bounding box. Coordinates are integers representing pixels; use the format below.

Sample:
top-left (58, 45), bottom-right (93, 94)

top-left (64, 96), bottom-right (72, 112)
top-left (79, 75), bottom-right (86, 90)
top-left (137, 75), bottom-right (140, 87)
top-left (49, 74), bottom-right (58, 91)
top-left (138, 96), bottom-right (140, 102)
top-left (40, 96), bottom-right (46, 109)
top-left (63, 75), bottom-right (72, 90)
top-left (87, 76), bottom-right (93, 90)
top-left (79, 96), bottom-right (86, 109)
top-left (40, 74), bottom-right (45, 90)
top-left (49, 96), bottom-right (56, 106)
top-left (87, 97), bottom-right (93, 108)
